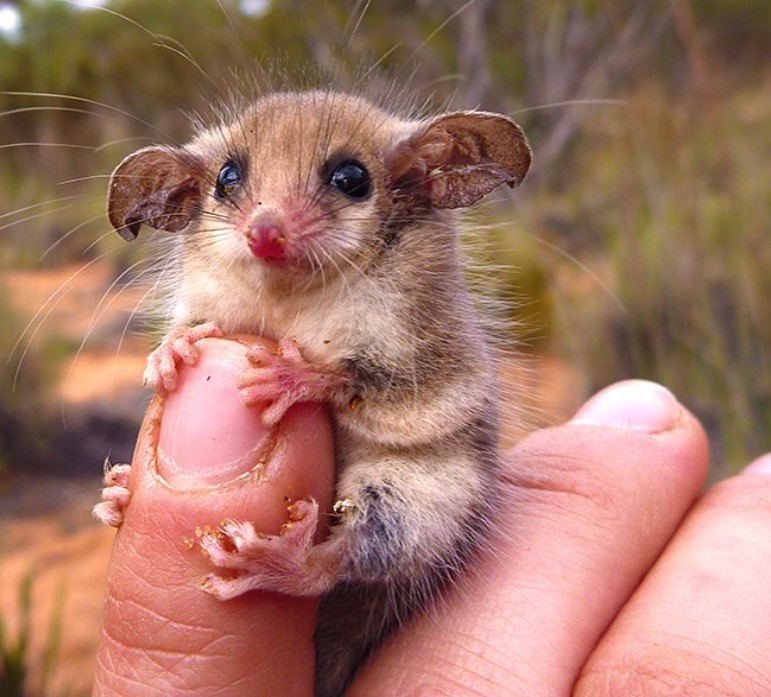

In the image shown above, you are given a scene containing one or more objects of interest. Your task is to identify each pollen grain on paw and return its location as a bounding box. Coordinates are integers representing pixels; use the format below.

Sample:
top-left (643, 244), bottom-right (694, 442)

top-left (195, 524), bottom-right (219, 538)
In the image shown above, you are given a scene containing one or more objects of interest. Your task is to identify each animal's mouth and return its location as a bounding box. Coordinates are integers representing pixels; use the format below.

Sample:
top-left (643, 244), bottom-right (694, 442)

top-left (244, 216), bottom-right (331, 273)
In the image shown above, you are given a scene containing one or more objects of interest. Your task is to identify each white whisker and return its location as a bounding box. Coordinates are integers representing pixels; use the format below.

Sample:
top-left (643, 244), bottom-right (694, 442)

top-left (40, 213), bottom-right (106, 260)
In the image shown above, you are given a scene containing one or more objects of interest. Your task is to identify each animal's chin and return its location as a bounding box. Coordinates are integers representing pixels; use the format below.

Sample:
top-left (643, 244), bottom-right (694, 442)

top-left (248, 246), bottom-right (315, 274)
top-left (253, 253), bottom-right (291, 270)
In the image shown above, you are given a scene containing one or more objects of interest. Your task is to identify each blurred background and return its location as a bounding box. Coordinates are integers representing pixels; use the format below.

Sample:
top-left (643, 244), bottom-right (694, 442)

top-left (0, 0), bottom-right (768, 694)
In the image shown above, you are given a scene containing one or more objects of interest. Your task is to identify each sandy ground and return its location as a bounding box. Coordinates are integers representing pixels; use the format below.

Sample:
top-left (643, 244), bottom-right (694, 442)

top-left (0, 265), bottom-right (580, 695)
top-left (0, 482), bottom-right (114, 696)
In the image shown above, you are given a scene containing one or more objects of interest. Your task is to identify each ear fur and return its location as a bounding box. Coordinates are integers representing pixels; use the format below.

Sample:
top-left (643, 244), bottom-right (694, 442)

top-left (107, 146), bottom-right (204, 240)
top-left (388, 111), bottom-right (532, 209)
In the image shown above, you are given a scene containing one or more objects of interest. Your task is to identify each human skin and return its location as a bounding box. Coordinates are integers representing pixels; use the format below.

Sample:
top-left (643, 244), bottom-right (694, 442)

top-left (93, 338), bottom-right (771, 696)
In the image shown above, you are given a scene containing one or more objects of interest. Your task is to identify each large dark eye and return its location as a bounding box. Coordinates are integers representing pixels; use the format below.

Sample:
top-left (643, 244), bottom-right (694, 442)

top-left (328, 160), bottom-right (371, 200)
top-left (215, 161), bottom-right (242, 199)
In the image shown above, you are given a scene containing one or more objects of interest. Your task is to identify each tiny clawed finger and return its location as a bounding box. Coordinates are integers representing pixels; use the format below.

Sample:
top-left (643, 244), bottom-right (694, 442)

top-left (246, 341), bottom-right (276, 364)
top-left (173, 338), bottom-right (199, 365)
top-left (576, 454), bottom-right (771, 696)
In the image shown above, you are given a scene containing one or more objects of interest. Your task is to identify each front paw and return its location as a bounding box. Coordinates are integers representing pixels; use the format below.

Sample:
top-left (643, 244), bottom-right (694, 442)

top-left (92, 460), bottom-right (132, 527)
top-left (144, 322), bottom-right (223, 394)
top-left (237, 339), bottom-right (342, 425)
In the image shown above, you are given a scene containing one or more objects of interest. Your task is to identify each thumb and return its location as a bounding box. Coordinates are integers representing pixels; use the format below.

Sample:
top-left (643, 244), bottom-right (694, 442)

top-left (93, 336), bottom-right (335, 696)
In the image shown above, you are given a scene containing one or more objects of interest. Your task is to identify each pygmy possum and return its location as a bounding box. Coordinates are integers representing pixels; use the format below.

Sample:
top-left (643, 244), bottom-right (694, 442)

top-left (94, 88), bottom-right (532, 697)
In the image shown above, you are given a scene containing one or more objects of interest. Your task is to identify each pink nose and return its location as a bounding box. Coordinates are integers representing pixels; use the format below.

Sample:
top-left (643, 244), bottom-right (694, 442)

top-left (247, 222), bottom-right (286, 260)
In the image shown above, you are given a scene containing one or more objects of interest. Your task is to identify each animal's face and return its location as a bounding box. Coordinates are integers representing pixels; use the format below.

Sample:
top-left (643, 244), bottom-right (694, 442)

top-left (107, 90), bottom-right (531, 283)
top-left (187, 92), bottom-right (406, 277)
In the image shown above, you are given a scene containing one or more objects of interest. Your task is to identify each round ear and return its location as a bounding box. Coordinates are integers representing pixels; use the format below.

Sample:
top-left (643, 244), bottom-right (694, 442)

top-left (387, 111), bottom-right (532, 209)
top-left (107, 146), bottom-right (204, 240)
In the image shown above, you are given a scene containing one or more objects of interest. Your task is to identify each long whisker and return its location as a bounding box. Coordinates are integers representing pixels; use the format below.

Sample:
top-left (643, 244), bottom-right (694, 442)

top-left (150, 42), bottom-right (220, 91)
top-left (0, 142), bottom-right (94, 151)
top-left (68, 257), bottom-right (150, 384)
top-left (94, 136), bottom-right (156, 153)
top-left (116, 269), bottom-right (159, 355)
top-left (117, 248), bottom-right (179, 355)
top-left (56, 174), bottom-right (111, 186)
top-left (82, 229), bottom-right (120, 256)
top-left (9, 250), bottom-right (116, 388)
top-left (405, 0), bottom-right (479, 63)
top-left (0, 195), bottom-right (83, 222)
top-left (512, 98), bottom-right (626, 116)
top-left (522, 230), bottom-right (627, 314)
top-left (1, 91), bottom-right (160, 134)
top-left (213, 0), bottom-right (254, 70)
top-left (354, 43), bottom-right (403, 86)
top-left (0, 106), bottom-right (112, 120)
top-left (40, 213), bottom-right (106, 260)
top-left (0, 204), bottom-right (81, 234)
top-left (343, 0), bottom-right (373, 49)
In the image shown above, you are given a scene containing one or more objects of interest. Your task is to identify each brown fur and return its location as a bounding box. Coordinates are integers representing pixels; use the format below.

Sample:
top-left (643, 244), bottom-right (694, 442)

top-left (106, 90), bottom-right (531, 696)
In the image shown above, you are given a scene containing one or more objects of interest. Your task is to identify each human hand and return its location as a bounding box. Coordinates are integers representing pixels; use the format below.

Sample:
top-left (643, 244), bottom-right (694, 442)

top-left (93, 339), bottom-right (771, 695)
top-left (354, 381), bottom-right (771, 696)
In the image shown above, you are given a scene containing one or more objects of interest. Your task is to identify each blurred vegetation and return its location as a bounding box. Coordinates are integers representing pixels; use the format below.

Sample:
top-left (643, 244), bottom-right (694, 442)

top-left (0, 569), bottom-right (65, 696)
top-left (0, 0), bottom-right (769, 476)
top-left (0, 292), bottom-right (60, 478)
